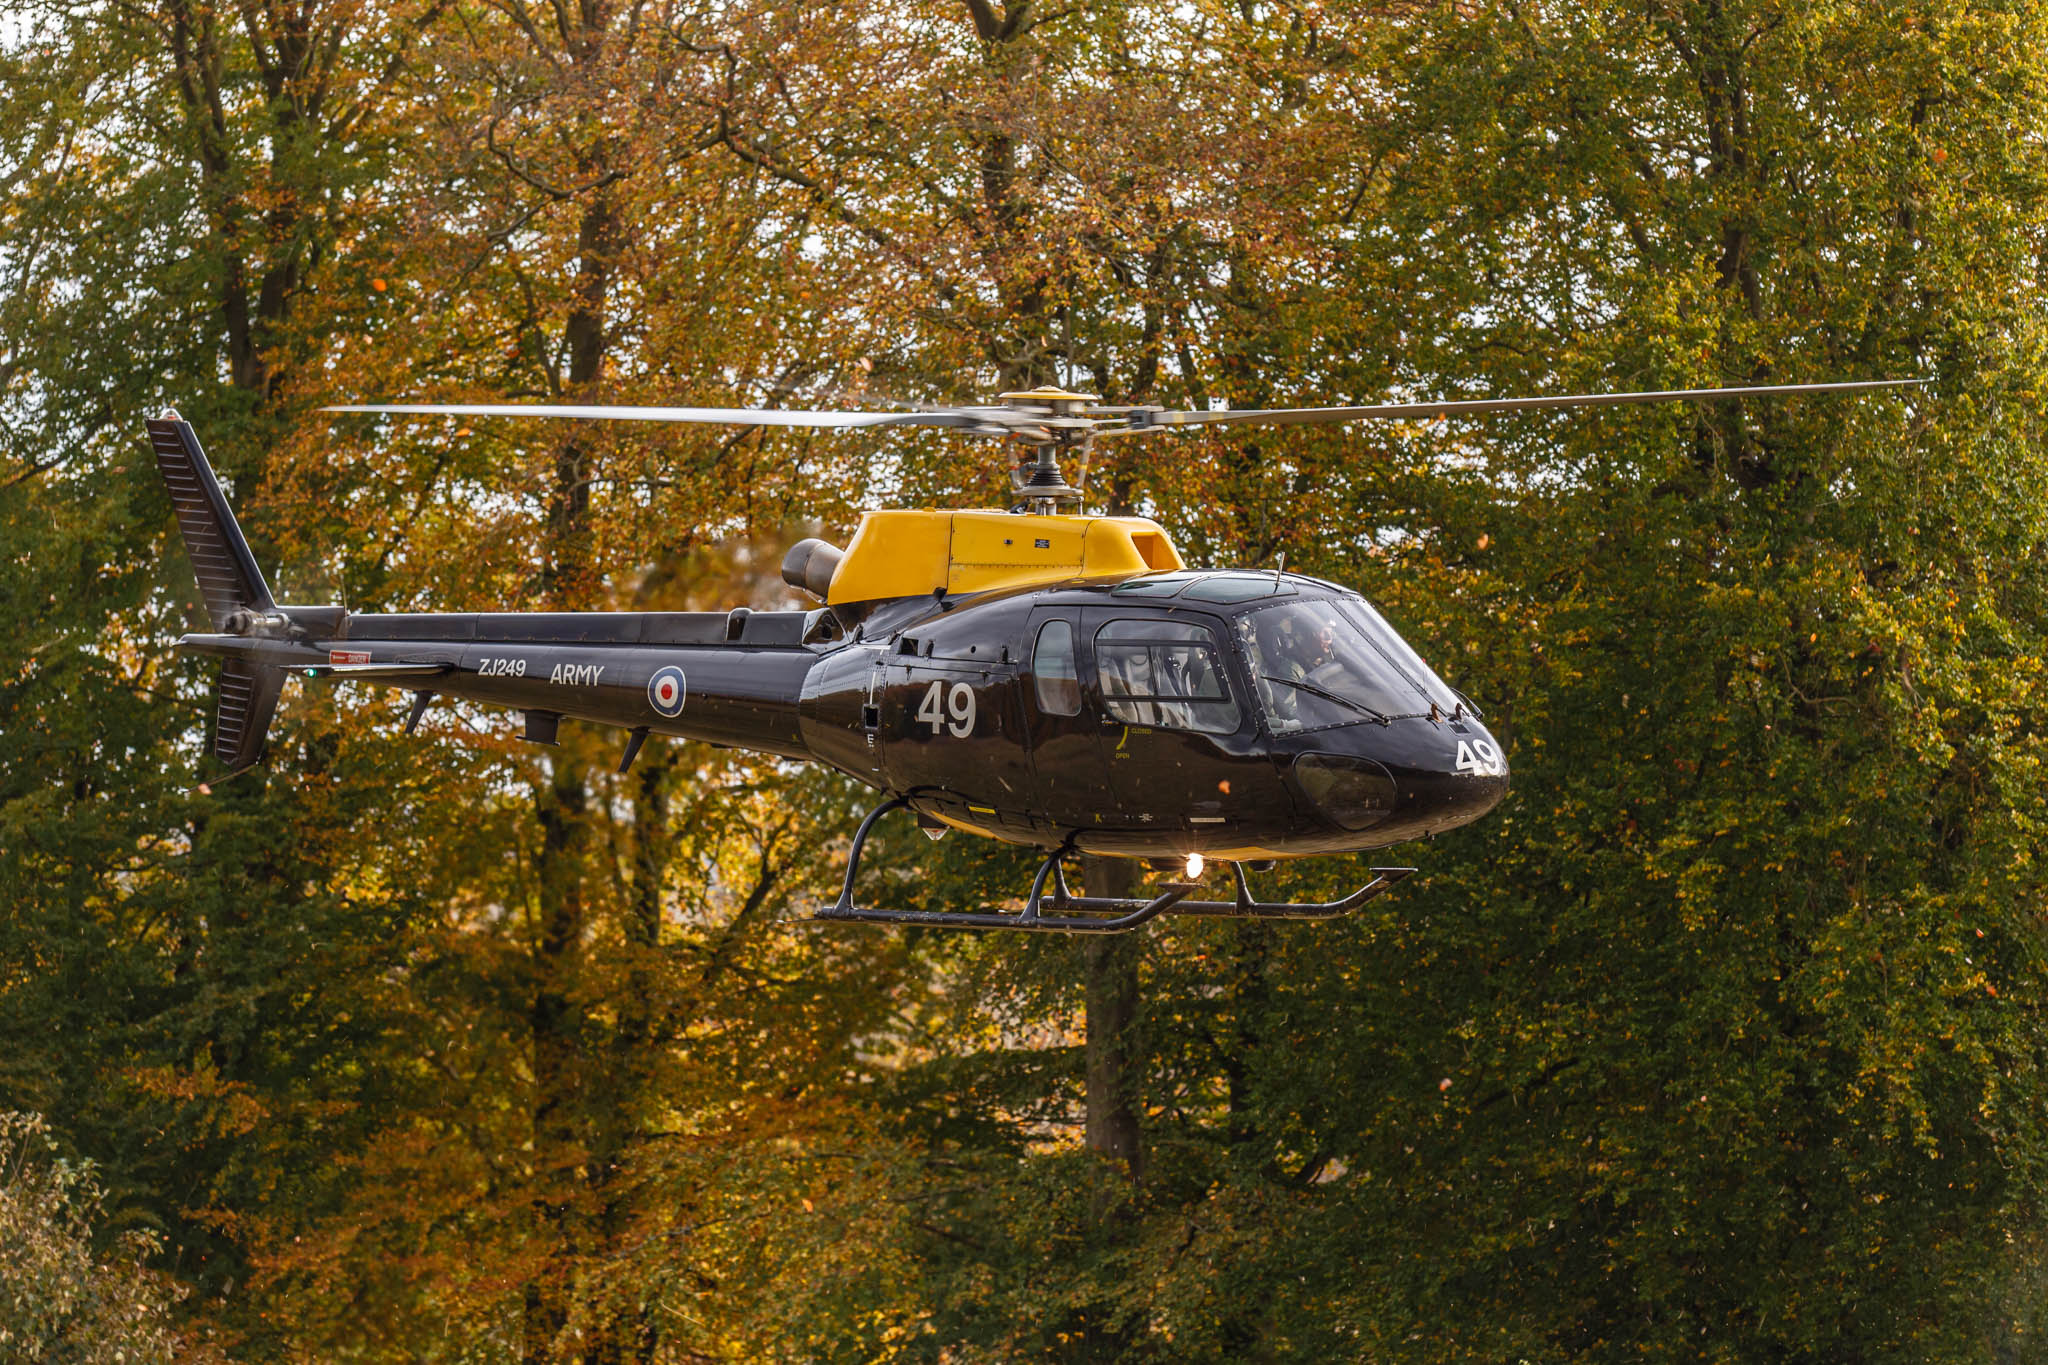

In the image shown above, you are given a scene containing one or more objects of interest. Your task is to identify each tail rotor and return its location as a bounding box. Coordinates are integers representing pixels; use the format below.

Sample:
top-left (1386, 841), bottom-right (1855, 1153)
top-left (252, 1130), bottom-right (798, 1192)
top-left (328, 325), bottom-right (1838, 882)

top-left (147, 411), bottom-right (288, 770)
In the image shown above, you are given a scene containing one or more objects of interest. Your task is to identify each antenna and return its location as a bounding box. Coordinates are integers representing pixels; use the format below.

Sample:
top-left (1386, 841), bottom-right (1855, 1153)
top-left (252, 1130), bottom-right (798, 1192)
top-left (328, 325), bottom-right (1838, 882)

top-left (1273, 551), bottom-right (1286, 587)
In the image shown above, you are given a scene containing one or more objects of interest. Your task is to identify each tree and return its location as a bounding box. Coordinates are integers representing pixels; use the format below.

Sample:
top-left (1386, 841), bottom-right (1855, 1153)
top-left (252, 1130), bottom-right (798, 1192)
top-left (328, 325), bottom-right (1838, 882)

top-left (10, 0), bottom-right (2048, 1360)
top-left (0, 1113), bottom-right (184, 1365)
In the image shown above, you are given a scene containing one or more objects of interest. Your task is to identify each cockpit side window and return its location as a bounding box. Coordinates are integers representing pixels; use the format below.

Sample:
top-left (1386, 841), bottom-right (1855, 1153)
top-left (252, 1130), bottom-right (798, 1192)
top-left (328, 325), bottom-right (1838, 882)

top-left (1094, 619), bottom-right (1240, 734)
top-left (1239, 601), bottom-right (1426, 733)
top-left (1032, 619), bottom-right (1082, 716)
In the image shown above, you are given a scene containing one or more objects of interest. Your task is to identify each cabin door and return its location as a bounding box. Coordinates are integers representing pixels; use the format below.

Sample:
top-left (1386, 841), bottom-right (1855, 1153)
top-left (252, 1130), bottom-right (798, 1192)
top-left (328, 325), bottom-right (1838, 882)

top-left (1023, 607), bottom-right (1121, 832)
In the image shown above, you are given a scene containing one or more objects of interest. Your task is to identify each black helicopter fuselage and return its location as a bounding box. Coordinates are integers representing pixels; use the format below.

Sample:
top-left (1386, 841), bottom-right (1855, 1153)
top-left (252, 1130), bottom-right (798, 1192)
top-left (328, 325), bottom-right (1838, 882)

top-left (184, 572), bottom-right (1508, 861)
top-left (154, 409), bottom-right (1504, 871)
top-left (154, 372), bottom-right (1917, 923)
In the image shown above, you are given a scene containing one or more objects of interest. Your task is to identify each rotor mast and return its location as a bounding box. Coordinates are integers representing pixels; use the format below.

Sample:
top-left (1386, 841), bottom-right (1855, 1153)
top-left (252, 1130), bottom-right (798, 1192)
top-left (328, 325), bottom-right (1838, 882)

top-left (999, 388), bottom-right (1096, 515)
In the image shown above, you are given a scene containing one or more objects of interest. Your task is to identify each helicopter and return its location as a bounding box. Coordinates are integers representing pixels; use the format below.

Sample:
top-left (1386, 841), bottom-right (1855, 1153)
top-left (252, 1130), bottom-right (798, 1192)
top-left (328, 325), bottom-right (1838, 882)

top-left (152, 378), bottom-right (1919, 932)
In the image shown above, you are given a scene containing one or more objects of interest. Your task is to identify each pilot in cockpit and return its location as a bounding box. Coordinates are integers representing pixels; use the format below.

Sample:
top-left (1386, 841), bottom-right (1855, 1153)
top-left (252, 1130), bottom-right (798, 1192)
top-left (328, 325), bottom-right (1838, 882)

top-left (1251, 605), bottom-right (1370, 732)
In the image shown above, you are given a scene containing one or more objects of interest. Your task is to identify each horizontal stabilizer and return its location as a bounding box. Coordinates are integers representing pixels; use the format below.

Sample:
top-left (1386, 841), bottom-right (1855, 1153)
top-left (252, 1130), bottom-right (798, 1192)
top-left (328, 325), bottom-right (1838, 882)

top-left (302, 662), bottom-right (451, 681)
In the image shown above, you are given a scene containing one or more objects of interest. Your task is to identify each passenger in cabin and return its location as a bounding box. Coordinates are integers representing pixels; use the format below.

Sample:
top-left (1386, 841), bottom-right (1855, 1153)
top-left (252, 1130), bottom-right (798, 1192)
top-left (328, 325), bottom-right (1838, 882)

top-left (1100, 643), bottom-right (1161, 725)
top-left (1153, 646), bottom-right (1202, 729)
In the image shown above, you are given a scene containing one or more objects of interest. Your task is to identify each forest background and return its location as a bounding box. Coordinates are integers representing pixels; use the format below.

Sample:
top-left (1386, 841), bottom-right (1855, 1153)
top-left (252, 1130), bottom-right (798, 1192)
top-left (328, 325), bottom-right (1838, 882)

top-left (5, 0), bottom-right (2048, 1360)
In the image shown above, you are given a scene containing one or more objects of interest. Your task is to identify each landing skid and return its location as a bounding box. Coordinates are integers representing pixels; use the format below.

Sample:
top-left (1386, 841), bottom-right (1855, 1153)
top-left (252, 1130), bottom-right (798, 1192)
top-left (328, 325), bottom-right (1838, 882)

top-left (814, 797), bottom-right (1417, 934)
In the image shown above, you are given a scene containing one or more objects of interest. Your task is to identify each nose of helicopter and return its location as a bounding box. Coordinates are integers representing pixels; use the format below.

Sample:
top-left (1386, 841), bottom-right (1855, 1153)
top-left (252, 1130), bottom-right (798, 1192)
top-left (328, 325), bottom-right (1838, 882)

top-left (1403, 716), bottom-right (1509, 835)
top-left (1289, 717), bottom-right (1508, 843)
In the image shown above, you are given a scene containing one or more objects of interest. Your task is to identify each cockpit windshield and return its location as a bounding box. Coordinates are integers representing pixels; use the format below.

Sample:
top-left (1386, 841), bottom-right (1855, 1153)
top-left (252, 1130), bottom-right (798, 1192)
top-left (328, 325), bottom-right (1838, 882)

top-left (1340, 597), bottom-right (1458, 712)
top-left (1238, 599), bottom-right (1451, 732)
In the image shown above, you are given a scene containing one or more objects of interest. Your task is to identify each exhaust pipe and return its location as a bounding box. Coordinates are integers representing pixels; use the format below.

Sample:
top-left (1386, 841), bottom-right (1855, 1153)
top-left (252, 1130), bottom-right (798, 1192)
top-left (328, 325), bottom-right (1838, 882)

top-left (781, 538), bottom-right (844, 601)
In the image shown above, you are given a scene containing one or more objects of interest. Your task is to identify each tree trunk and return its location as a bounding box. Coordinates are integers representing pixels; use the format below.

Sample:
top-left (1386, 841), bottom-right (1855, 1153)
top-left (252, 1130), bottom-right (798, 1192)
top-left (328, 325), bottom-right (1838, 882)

top-left (525, 757), bottom-right (588, 1365)
top-left (1082, 855), bottom-right (1143, 1184)
top-left (523, 166), bottom-right (617, 1362)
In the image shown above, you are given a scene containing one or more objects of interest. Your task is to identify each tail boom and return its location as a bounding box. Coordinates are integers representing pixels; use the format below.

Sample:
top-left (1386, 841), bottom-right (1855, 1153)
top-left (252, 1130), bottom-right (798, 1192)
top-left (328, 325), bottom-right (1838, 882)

top-left (152, 413), bottom-right (825, 772)
top-left (180, 617), bottom-right (818, 763)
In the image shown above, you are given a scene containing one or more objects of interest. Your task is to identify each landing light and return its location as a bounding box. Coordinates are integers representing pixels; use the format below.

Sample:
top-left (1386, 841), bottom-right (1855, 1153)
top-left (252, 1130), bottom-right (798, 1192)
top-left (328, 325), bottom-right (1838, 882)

top-left (1185, 853), bottom-right (1205, 880)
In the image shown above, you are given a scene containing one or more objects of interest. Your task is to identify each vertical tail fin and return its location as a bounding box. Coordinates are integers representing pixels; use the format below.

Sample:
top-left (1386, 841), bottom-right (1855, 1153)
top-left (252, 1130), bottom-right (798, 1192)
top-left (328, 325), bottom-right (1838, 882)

top-left (148, 411), bottom-right (286, 770)
top-left (146, 411), bottom-right (274, 629)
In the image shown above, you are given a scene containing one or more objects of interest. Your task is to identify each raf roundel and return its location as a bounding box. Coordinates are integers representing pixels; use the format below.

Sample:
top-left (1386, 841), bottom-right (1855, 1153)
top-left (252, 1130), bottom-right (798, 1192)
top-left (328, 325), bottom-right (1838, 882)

top-left (647, 665), bottom-right (687, 718)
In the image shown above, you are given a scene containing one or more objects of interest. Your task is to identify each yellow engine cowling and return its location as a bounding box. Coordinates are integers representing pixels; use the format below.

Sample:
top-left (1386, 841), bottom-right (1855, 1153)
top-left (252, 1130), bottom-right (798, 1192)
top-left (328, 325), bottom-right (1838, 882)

top-left (824, 509), bottom-right (1184, 606)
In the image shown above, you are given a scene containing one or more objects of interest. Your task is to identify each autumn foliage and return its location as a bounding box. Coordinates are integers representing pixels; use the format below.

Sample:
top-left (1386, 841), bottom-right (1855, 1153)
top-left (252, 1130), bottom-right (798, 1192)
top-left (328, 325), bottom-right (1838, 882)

top-left (5, 0), bottom-right (2048, 1360)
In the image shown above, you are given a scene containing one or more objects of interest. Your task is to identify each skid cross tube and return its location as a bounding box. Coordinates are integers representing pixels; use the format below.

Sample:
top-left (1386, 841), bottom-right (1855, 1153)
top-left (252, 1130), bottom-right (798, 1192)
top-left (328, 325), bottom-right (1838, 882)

top-left (815, 798), bottom-right (1417, 934)
top-left (1038, 856), bottom-right (1418, 920)
top-left (818, 797), bottom-right (1190, 933)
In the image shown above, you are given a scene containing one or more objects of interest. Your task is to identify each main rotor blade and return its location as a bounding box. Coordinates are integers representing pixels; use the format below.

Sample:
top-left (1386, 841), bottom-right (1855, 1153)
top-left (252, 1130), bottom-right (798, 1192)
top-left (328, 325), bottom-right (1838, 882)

top-left (1138, 378), bottom-right (1926, 430)
top-left (323, 402), bottom-right (982, 430)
